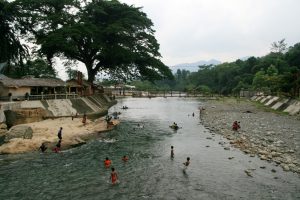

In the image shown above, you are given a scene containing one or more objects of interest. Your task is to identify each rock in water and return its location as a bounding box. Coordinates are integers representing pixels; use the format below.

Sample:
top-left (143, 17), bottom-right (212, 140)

top-left (4, 125), bottom-right (33, 142)
top-left (244, 170), bottom-right (253, 177)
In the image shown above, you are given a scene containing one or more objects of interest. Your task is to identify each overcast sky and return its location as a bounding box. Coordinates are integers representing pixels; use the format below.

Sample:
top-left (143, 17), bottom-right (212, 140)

top-left (56, 0), bottom-right (300, 79)
top-left (119, 0), bottom-right (300, 65)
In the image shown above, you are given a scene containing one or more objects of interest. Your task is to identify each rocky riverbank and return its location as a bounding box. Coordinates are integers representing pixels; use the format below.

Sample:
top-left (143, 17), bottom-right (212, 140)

top-left (0, 117), bottom-right (119, 154)
top-left (200, 98), bottom-right (300, 174)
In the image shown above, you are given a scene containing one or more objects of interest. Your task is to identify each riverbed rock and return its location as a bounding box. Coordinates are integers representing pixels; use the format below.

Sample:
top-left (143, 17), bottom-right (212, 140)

top-left (4, 125), bottom-right (33, 142)
top-left (281, 164), bottom-right (290, 171)
top-left (0, 123), bottom-right (7, 130)
top-left (201, 99), bottom-right (300, 174)
top-left (0, 123), bottom-right (7, 137)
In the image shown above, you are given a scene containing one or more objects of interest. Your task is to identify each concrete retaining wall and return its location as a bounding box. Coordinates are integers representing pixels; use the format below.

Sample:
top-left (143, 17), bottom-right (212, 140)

top-left (0, 94), bottom-right (116, 123)
top-left (251, 95), bottom-right (300, 116)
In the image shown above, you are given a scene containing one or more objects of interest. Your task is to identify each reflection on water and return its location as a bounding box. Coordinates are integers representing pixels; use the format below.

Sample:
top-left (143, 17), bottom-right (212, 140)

top-left (0, 97), bottom-right (299, 200)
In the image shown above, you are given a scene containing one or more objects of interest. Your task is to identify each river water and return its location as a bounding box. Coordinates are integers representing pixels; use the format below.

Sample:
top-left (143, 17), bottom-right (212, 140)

top-left (0, 97), bottom-right (299, 200)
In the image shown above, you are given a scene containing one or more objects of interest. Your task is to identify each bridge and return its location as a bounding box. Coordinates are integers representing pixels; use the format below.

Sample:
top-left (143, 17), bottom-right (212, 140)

top-left (108, 89), bottom-right (220, 98)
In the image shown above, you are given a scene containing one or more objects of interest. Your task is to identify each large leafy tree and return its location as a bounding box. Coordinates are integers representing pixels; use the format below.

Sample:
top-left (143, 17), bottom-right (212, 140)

top-left (0, 0), bottom-right (28, 65)
top-left (20, 0), bottom-right (172, 83)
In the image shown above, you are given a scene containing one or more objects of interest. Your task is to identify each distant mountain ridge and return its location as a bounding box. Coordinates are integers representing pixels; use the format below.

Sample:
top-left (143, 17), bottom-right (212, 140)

top-left (170, 59), bottom-right (221, 72)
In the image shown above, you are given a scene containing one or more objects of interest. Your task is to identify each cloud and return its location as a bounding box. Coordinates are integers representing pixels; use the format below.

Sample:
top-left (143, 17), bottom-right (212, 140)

top-left (120, 0), bottom-right (300, 65)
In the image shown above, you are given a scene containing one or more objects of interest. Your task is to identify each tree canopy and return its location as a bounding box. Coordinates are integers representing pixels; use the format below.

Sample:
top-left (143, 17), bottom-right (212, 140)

top-left (14, 0), bottom-right (172, 83)
top-left (0, 0), bottom-right (28, 64)
top-left (131, 41), bottom-right (300, 98)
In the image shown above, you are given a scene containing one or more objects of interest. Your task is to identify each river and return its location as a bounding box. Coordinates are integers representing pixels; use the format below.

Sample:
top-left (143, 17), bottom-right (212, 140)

top-left (0, 97), bottom-right (299, 200)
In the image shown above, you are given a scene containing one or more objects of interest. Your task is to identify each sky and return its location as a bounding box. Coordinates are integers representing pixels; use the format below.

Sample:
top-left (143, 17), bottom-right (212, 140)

top-left (56, 0), bottom-right (300, 79)
top-left (119, 0), bottom-right (300, 65)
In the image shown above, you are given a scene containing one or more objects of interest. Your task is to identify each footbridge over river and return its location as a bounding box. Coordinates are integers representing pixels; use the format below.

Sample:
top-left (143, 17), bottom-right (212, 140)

top-left (109, 89), bottom-right (221, 98)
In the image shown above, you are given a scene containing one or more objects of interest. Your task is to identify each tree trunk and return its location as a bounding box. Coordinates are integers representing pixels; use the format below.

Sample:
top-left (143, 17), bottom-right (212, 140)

top-left (87, 69), bottom-right (96, 84)
top-left (85, 62), bottom-right (97, 84)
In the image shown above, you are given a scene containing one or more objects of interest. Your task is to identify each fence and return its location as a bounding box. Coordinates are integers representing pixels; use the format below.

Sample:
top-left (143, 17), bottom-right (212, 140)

top-left (0, 93), bottom-right (79, 102)
top-left (106, 88), bottom-right (218, 98)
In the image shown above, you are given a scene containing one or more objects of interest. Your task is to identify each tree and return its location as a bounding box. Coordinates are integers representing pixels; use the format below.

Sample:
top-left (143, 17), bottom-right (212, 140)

top-left (271, 39), bottom-right (287, 54)
top-left (21, 0), bottom-right (172, 83)
top-left (3, 58), bottom-right (56, 78)
top-left (24, 58), bottom-right (57, 78)
top-left (0, 0), bottom-right (29, 65)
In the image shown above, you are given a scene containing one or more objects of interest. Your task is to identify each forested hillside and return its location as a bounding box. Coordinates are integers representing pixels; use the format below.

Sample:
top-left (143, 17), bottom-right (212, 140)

top-left (132, 41), bottom-right (300, 98)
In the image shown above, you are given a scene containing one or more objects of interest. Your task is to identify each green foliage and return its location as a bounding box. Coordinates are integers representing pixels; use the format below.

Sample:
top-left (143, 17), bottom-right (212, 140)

top-left (0, 0), bottom-right (29, 64)
top-left (18, 0), bottom-right (172, 83)
top-left (140, 41), bottom-right (300, 97)
top-left (24, 58), bottom-right (56, 78)
top-left (3, 58), bottom-right (56, 78)
top-left (271, 39), bottom-right (287, 54)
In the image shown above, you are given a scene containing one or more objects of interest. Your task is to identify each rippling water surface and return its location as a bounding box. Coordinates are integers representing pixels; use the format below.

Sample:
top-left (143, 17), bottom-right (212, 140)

top-left (0, 98), bottom-right (299, 200)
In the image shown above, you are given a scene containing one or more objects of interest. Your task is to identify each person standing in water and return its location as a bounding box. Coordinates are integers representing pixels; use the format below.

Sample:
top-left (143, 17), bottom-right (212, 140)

top-left (104, 157), bottom-right (112, 168)
top-left (111, 167), bottom-right (118, 184)
top-left (39, 143), bottom-right (47, 152)
top-left (53, 139), bottom-right (61, 153)
top-left (122, 155), bottom-right (128, 162)
top-left (171, 146), bottom-right (174, 159)
top-left (183, 157), bottom-right (190, 167)
top-left (57, 127), bottom-right (63, 140)
top-left (82, 113), bottom-right (87, 126)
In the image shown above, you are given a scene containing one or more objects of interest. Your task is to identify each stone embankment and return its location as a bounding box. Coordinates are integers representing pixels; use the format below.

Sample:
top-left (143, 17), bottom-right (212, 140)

top-left (0, 94), bottom-right (118, 154)
top-left (251, 95), bottom-right (300, 116)
top-left (200, 98), bottom-right (300, 174)
top-left (0, 94), bottom-right (116, 127)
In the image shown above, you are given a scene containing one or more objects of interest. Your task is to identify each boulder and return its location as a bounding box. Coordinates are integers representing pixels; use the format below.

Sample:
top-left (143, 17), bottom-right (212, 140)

top-left (4, 125), bottom-right (33, 142)
top-left (0, 110), bottom-right (6, 123)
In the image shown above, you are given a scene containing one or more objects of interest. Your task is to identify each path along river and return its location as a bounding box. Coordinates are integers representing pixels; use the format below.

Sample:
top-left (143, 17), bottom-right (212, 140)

top-left (0, 98), bottom-right (299, 200)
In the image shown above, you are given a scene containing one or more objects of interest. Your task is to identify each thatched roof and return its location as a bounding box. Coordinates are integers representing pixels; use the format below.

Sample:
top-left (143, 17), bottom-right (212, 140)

top-left (0, 76), bottom-right (66, 88)
top-left (66, 79), bottom-right (92, 87)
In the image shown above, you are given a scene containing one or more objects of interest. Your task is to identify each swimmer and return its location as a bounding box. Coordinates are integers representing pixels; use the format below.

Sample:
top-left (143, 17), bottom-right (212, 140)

top-left (39, 143), bottom-right (47, 152)
top-left (183, 157), bottom-right (190, 167)
top-left (53, 139), bottom-right (61, 153)
top-left (104, 157), bottom-right (112, 168)
top-left (171, 146), bottom-right (174, 159)
top-left (111, 167), bottom-right (118, 184)
top-left (122, 155), bottom-right (128, 162)
top-left (183, 157), bottom-right (190, 173)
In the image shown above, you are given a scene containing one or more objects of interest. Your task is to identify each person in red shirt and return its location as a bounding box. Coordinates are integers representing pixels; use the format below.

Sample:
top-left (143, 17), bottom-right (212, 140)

top-left (111, 167), bottom-right (118, 184)
top-left (104, 157), bottom-right (112, 168)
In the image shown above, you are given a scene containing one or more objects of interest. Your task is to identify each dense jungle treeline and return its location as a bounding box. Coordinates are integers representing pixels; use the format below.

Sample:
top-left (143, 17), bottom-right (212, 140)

top-left (131, 41), bottom-right (300, 98)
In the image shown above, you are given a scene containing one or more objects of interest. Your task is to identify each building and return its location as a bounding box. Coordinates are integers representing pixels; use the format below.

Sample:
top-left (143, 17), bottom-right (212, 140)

top-left (0, 75), bottom-right (66, 100)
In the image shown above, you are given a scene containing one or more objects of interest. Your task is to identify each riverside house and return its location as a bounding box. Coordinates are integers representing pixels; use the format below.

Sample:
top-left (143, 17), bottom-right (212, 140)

top-left (0, 75), bottom-right (66, 101)
top-left (66, 79), bottom-right (94, 96)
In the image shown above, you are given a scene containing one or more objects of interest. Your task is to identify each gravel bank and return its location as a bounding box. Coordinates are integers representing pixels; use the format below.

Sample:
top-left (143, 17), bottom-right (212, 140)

top-left (200, 98), bottom-right (300, 174)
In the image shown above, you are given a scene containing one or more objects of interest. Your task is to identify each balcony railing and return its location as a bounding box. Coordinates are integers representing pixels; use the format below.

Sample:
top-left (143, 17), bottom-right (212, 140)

top-left (0, 93), bottom-right (79, 102)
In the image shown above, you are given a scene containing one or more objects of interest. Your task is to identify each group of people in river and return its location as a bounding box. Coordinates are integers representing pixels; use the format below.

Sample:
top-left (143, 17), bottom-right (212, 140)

top-left (170, 122), bottom-right (179, 130)
top-left (39, 126), bottom-right (63, 153)
top-left (38, 113), bottom-right (93, 154)
top-left (171, 146), bottom-right (191, 172)
top-left (102, 146), bottom-right (190, 185)
top-left (104, 156), bottom-right (128, 184)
